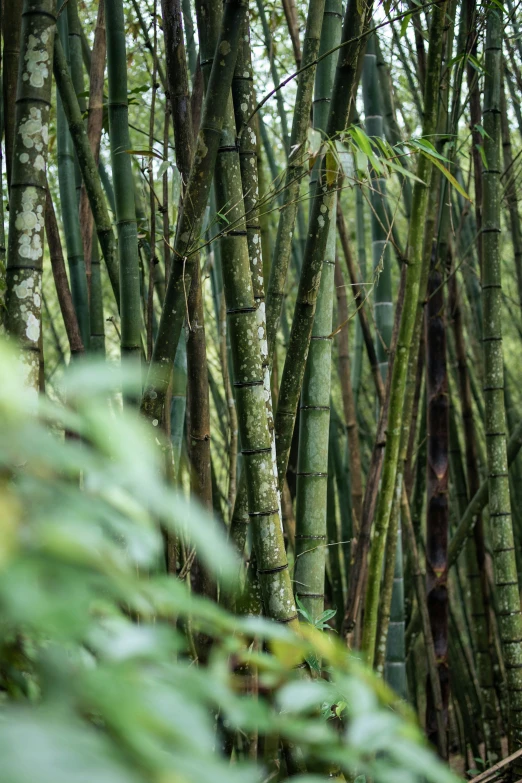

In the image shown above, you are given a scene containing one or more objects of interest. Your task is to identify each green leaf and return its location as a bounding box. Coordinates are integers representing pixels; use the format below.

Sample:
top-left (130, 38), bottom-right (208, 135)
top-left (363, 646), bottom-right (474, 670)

top-left (349, 125), bottom-right (373, 157)
top-left (422, 152), bottom-right (471, 201)
top-left (476, 143), bottom-right (488, 170)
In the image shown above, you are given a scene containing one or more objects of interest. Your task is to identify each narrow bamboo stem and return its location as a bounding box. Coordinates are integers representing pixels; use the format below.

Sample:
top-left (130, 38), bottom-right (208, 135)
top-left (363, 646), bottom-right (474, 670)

top-left (105, 0), bottom-right (142, 366)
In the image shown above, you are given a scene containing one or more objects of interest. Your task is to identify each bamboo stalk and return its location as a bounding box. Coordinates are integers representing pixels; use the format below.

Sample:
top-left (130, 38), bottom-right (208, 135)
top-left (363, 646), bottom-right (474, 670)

top-left (56, 2), bottom-right (90, 349)
top-left (361, 0), bottom-right (448, 666)
top-left (197, 0), bottom-right (297, 628)
top-left (45, 190), bottom-right (84, 358)
top-left (78, 0), bottom-right (105, 288)
top-left (294, 0), bottom-right (341, 626)
top-left (141, 0), bottom-right (248, 424)
top-left (264, 0), bottom-right (327, 356)
top-left (481, 3), bottom-right (522, 756)
top-left (2, 0), bottom-right (23, 189)
top-left (274, 0), bottom-right (371, 494)
top-left (105, 0), bottom-right (142, 367)
top-left (53, 38), bottom-right (120, 306)
top-left (5, 0), bottom-right (56, 391)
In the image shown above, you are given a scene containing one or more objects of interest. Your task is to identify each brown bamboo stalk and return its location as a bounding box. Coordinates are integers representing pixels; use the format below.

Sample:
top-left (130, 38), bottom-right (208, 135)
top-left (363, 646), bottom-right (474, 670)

top-left (45, 191), bottom-right (84, 358)
top-left (79, 0), bottom-right (106, 287)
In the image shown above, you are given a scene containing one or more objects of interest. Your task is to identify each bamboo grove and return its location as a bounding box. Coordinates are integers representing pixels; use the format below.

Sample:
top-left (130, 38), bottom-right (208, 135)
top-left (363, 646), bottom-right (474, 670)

top-left (3, 0), bottom-right (522, 777)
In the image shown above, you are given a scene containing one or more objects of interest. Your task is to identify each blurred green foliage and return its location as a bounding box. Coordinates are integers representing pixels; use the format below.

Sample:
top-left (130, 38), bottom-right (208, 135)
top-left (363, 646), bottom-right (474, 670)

top-left (0, 342), bottom-right (459, 783)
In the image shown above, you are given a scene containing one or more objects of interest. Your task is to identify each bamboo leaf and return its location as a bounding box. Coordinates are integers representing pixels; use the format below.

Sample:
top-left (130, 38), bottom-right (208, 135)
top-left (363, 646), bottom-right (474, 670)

top-left (384, 157), bottom-right (425, 184)
top-left (422, 152), bottom-right (471, 201)
top-left (349, 125), bottom-right (373, 157)
top-left (400, 12), bottom-right (411, 36)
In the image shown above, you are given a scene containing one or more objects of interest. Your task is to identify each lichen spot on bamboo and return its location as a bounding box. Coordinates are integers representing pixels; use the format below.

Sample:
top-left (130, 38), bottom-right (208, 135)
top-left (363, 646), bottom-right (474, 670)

top-left (15, 188), bottom-right (44, 263)
top-left (23, 32), bottom-right (52, 89)
top-left (19, 107), bottom-right (49, 154)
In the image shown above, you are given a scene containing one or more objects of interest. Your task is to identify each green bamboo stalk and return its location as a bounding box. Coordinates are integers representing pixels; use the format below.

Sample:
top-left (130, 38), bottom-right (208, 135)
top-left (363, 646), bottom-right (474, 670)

top-left (363, 28), bottom-right (406, 690)
top-left (351, 182), bottom-right (367, 408)
top-left (196, 0), bottom-right (297, 628)
top-left (56, 2), bottom-right (90, 349)
top-left (500, 80), bottom-right (522, 310)
top-left (105, 0), bottom-right (141, 366)
top-left (264, 0), bottom-right (327, 355)
top-left (330, 404), bottom-right (353, 582)
top-left (383, 511), bottom-right (407, 698)
top-left (294, 0), bottom-right (341, 625)
top-left (53, 38), bottom-right (120, 306)
top-left (230, 15), bottom-right (280, 550)
top-left (334, 257), bottom-right (363, 533)
top-left (5, 0), bottom-right (56, 391)
top-left (2, 0), bottom-right (23, 188)
top-left (374, 34), bottom-right (412, 221)
top-left (163, 0), bottom-right (212, 514)
top-left (66, 0), bottom-right (85, 202)
top-left (361, 0), bottom-right (448, 665)
top-left (274, 0), bottom-right (371, 494)
top-left (141, 0), bottom-right (248, 425)
top-left (481, 4), bottom-right (522, 756)
top-left (326, 430), bottom-right (344, 628)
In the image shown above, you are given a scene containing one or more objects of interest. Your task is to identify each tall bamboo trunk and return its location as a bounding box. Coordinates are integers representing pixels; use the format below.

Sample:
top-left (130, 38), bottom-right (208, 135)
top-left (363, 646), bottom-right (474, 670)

top-left (56, 1), bottom-right (90, 349)
top-left (5, 0), bottom-right (56, 391)
top-left (2, 0), bottom-right (23, 188)
top-left (105, 0), bottom-right (141, 367)
top-left (163, 0), bottom-right (212, 515)
top-left (141, 0), bottom-right (248, 424)
top-left (229, 14), bottom-right (280, 556)
top-left (53, 36), bottom-right (120, 307)
top-left (481, 3), bottom-right (522, 758)
top-left (274, 0), bottom-right (371, 494)
top-left (265, 0), bottom-right (326, 356)
top-left (334, 257), bottom-right (363, 536)
top-left (196, 0), bottom-right (297, 628)
top-left (294, 0), bottom-right (341, 624)
top-left (425, 240), bottom-right (449, 753)
top-left (361, 0), bottom-right (448, 665)
top-left (79, 0), bottom-right (105, 289)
